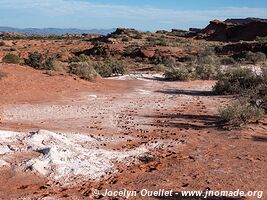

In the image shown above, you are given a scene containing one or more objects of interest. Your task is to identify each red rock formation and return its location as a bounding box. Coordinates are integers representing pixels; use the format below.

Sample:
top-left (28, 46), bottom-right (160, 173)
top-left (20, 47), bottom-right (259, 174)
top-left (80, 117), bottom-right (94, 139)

top-left (196, 19), bottom-right (267, 42)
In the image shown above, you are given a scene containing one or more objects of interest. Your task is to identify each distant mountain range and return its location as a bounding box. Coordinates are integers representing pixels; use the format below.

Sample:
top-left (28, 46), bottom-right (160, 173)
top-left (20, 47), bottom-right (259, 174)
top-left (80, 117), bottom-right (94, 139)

top-left (0, 27), bottom-right (116, 35)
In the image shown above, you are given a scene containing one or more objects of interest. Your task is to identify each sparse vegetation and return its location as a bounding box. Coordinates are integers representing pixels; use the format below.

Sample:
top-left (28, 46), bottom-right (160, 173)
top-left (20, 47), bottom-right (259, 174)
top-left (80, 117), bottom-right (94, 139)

top-left (164, 63), bottom-right (193, 81)
top-left (213, 67), bottom-right (260, 95)
top-left (10, 46), bottom-right (18, 51)
top-left (0, 40), bottom-right (5, 46)
top-left (25, 52), bottom-right (56, 70)
top-left (220, 57), bottom-right (236, 65)
top-left (106, 58), bottom-right (128, 75)
top-left (69, 62), bottom-right (99, 81)
top-left (2, 53), bottom-right (21, 64)
top-left (219, 99), bottom-right (264, 129)
top-left (216, 67), bottom-right (267, 128)
top-left (244, 51), bottom-right (266, 64)
top-left (93, 62), bottom-right (113, 77)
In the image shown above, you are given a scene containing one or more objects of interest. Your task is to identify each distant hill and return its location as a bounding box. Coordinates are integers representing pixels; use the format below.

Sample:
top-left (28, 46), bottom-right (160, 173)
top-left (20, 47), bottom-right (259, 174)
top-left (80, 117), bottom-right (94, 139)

top-left (0, 27), bottom-right (116, 35)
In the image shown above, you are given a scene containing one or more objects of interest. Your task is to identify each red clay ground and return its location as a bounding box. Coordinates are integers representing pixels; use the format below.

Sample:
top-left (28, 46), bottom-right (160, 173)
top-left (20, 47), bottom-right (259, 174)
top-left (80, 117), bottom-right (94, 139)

top-left (0, 64), bottom-right (266, 200)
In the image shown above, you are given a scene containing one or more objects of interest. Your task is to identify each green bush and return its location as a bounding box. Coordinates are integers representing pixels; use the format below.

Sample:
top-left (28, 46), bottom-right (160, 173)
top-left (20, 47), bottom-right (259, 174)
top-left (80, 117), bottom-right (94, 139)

top-left (25, 52), bottom-right (43, 69)
top-left (93, 62), bottom-right (113, 77)
top-left (220, 57), bottom-right (236, 65)
top-left (2, 53), bottom-right (21, 64)
top-left (219, 99), bottom-right (264, 129)
top-left (213, 68), bottom-right (260, 95)
top-left (191, 47), bottom-right (220, 80)
top-left (25, 52), bottom-right (56, 70)
top-left (106, 58), bottom-right (128, 75)
top-left (121, 36), bottom-right (130, 42)
top-left (195, 64), bottom-right (218, 80)
top-left (69, 62), bottom-right (99, 81)
top-left (69, 54), bottom-right (90, 63)
top-left (132, 33), bottom-right (142, 39)
top-left (164, 63), bottom-right (194, 81)
top-left (245, 51), bottom-right (266, 64)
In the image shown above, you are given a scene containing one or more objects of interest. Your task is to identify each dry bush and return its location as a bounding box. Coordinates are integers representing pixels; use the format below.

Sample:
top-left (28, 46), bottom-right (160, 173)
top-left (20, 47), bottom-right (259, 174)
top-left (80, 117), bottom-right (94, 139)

top-left (2, 53), bottom-right (21, 64)
top-left (213, 67), bottom-right (260, 95)
top-left (219, 99), bottom-right (264, 129)
top-left (245, 51), bottom-right (266, 64)
top-left (164, 63), bottom-right (193, 81)
top-left (69, 62), bottom-right (99, 81)
top-left (0, 41), bottom-right (5, 46)
top-left (25, 52), bottom-right (57, 71)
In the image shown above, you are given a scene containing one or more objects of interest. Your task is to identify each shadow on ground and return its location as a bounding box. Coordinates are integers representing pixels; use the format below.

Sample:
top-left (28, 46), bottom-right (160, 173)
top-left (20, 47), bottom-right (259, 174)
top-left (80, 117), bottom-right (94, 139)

top-left (143, 114), bottom-right (222, 130)
top-left (155, 89), bottom-right (215, 97)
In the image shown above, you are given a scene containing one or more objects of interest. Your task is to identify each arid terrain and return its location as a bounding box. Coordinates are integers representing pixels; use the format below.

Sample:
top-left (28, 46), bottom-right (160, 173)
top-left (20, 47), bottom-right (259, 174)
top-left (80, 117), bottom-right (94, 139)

top-left (0, 18), bottom-right (266, 200)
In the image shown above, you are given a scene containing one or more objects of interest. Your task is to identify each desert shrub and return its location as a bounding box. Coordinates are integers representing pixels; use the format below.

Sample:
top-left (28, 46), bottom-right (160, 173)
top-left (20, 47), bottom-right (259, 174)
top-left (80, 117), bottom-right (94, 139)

top-left (52, 60), bottom-right (69, 72)
top-left (213, 68), bottom-right (260, 95)
top-left (220, 57), bottom-right (236, 65)
top-left (132, 33), bottom-right (142, 39)
top-left (256, 36), bottom-right (267, 43)
top-left (164, 63), bottom-right (194, 81)
top-left (25, 52), bottom-right (56, 70)
top-left (69, 62), bottom-right (99, 81)
top-left (195, 64), bottom-right (218, 80)
top-left (10, 46), bottom-right (18, 51)
top-left (25, 52), bottom-right (43, 69)
top-left (245, 51), bottom-right (266, 64)
top-left (42, 57), bottom-right (57, 71)
top-left (153, 64), bottom-right (166, 72)
top-left (156, 38), bottom-right (168, 46)
top-left (93, 62), bottom-right (113, 77)
top-left (122, 36), bottom-right (130, 42)
top-left (191, 47), bottom-right (220, 80)
top-left (219, 99), bottom-right (264, 129)
top-left (195, 47), bottom-right (220, 66)
top-left (0, 41), bottom-right (5, 46)
top-left (68, 54), bottom-right (90, 63)
top-left (2, 53), bottom-right (21, 64)
top-left (106, 58), bottom-right (128, 75)
top-left (216, 67), bottom-right (267, 128)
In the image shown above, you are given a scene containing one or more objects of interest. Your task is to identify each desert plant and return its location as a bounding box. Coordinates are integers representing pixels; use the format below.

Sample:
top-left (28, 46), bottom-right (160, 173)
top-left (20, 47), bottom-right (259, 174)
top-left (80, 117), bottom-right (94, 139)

top-left (69, 62), bottom-right (99, 81)
top-left (2, 53), bottom-right (21, 64)
top-left (106, 58), bottom-right (128, 75)
top-left (164, 63), bottom-right (194, 81)
top-left (195, 64), bottom-right (218, 80)
top-left (132, 33), bottom-right (142, 39)
top-left (10, 46), bottom-right (18, 51)
top-left (245, 51), bottom-right (266, 64)
top-left (68, 54), bottom-right (90, 63)
top-left (220, 57), bottom-right (236, 65)
top-left (121, 36), bottom-right (130, 42)
top-left (93, 62), bottom-right (113, 77)
top-left (219, 99), bottom-right (264, 129)
top-left (42, 57), bottom-right (57, 71)
top-left (25, 52), bottom-right (57, 70)
top-left (213, 67), bottom-right (260, 95)
top-left (25, 52), bottom-right (43, 69)
top-left (0, 41), bottom-right (5, 46)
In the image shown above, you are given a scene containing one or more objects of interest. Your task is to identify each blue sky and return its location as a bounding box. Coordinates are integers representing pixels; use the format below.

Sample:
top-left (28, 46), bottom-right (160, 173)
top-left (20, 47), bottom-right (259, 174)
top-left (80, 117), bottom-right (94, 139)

top-left (0, 0), bottom-right (267, 31)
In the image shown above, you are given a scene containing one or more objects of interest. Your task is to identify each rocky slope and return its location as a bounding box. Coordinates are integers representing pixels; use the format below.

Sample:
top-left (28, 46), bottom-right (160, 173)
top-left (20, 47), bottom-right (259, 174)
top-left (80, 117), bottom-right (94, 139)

top-left (196, 18), bottom-right (267, 42)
